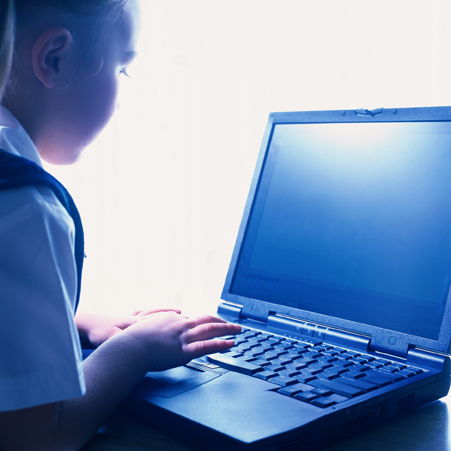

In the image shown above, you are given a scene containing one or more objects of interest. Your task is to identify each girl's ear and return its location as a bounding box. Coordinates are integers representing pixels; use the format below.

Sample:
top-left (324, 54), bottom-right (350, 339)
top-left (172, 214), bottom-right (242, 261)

top-left (31, 27), bottom-right (73, 88)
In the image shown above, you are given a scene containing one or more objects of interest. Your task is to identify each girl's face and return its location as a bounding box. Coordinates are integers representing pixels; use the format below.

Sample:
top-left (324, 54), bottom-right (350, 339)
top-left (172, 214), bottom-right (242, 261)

top-left (39, 1), bottom-right (140, 164)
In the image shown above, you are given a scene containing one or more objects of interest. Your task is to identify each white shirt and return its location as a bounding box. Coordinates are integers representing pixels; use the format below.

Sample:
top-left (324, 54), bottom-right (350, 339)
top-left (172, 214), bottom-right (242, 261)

top-left (0, 106), bottom-right (86, 412)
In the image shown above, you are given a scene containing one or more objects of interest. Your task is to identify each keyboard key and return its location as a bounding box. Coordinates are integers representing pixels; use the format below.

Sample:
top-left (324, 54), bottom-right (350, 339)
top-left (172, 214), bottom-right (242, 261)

top-left (286, 352), bottom-right (304, 361)
top-left (319, 370), bottom-right (342, 380)
top-left (307, 339), bottom-right (324, 346)
top-left (278, 356), bottom-right (295, 365)
top-left (309, 363), bottom-right (333, 371)
top-left (222, 351), bottom-right (242, 358)
top-left (311, 388), bottom-right (332, 396)
top-left (337, 377), bottom-right (378, 392)
top-left (267, 338), bottom-right (284, 345)
top-left (374, 358), bottom-right (392, 366)
top-left (366, 361), bottom-right (384, 369)
top-left (242, 331), bottom-right (260, 339)
top-left (235, 355), bottom-right (258, 363)
top-left (304, 351), bottom-right (323, 359)
top-left (366, 369), bottom-right (406, 383)
top-left (275, 343), bottom-right (295, 351)
top-left (341, 352), bottom-right (361, 359)
top-left (396, 369), bottom-right (417, 378)
top-left (278, 382), bottom-right (313, 396)
top-left (301, 368), bottom-right (323, 376)
top-left (265, 363), bottom-right (285, 372)
top-left (279, 369), bottom-right (302, 378)
top-left (269, 376), bottom-right (299, 387)
top-left (219, 335), bottom-right (238, 341)
top-left (342, 367), bottom-right (370, 379)
top-left (237, 346), bottom-right (253, 353)
top-left (286, 362), bottom-right (309, 371)
top-left (247, 342), bottom-right (263, 349)
top-left (384, 364), bottom-right (407, 373)
top-left (362, 374), bottom-right (392, 387)
top-left (207, 353), bottom-right (263, 375)
top-left (352, 357), bottom-right (369, 364)
top-left (327, 366), bottom-right (349, 375)
top-left (294, 391), bottom-right (318, 402)
top-left (268, 357), bottom-right (287, 366)
top-left (333, 360), bottom-right (355, 369)
top-left (310, 379), bottom-right (364, 398)
top-left (254, 371), bottom-right (278, 381)
top-left (327, 393), bottom-right (349, 404)
top-left (265, 350), bottom-right (289, 359)
top-left (296, 374), bottom-right (318, 384)
top-left (248, 349), bottom-right (265, 357)
top-left (320, 356), bottom-right (339, 363)
top-left (340, 371), bottom-right (366, 380)
top-left (297, 357), bottom-right (318, 366)
top-left (311, 397), bottom-right (337, 408)
top-left (257, 360), bottom-right (272, 368)
top-left (263, 354), bottom-right (283, 362)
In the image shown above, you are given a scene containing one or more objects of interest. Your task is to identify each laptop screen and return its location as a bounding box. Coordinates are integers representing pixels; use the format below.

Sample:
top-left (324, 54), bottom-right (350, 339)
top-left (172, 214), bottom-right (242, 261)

top-left (230, 121), bottom-right (451, 340)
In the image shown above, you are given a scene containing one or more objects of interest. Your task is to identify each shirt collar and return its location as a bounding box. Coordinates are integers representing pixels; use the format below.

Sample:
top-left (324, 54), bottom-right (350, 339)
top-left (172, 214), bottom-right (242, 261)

top-left (0, 106), bottom-right (43, 167)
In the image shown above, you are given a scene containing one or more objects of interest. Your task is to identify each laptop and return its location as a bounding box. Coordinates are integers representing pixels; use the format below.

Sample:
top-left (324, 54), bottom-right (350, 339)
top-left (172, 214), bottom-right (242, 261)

top-left (123, 106), bottom-right (451, 451)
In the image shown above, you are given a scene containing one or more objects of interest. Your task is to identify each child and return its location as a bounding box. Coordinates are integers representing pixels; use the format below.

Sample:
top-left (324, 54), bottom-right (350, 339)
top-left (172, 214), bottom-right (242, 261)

top-left (0, 1), bottom-right (241, 450)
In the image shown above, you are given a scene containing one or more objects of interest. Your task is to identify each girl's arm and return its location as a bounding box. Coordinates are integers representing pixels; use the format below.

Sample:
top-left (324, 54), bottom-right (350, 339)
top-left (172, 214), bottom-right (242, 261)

top-left (0, 312), bottom-right (240, 451)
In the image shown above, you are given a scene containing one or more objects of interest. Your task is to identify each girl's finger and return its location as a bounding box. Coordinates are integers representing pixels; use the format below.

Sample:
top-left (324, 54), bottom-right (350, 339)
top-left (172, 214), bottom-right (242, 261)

top-left (184, 315), bottom-right (228, 329)
top-left (184, 339), bottom-right (236, 360)
top-left (185, 322), bottom-right (241, 343)
top-left (133, 308), bottom-right (182, 317)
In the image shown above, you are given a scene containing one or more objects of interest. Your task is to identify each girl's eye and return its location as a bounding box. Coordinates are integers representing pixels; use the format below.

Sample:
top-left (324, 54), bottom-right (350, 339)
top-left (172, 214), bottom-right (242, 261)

top-left (120, 68), bottom-right (131, 77)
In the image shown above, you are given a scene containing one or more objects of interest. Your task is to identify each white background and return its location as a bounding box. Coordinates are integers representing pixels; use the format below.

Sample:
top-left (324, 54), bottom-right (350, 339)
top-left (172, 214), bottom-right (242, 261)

top-left (46, 0), bottom-right (451, 318)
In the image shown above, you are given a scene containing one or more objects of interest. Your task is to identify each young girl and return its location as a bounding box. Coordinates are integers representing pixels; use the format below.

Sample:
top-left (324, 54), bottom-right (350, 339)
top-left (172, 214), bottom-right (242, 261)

top-left (0, 1), bottom-right (240, 450)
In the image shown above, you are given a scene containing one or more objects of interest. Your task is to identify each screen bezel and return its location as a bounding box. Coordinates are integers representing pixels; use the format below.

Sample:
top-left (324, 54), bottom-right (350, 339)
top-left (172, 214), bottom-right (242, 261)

top-left (221, 107), bottom-right (451, 356)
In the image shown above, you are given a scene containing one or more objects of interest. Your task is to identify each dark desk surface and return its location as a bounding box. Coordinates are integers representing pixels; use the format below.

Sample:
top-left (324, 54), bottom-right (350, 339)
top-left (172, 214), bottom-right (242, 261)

top-left (82, 393), bottom-right (451, 451)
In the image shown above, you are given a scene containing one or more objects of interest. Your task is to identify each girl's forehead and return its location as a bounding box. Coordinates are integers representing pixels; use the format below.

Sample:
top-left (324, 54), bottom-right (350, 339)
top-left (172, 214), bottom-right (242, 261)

top-left (115, 1), bottom-right (140, 41)
top-left (99, 2), bottom-right (139, 59)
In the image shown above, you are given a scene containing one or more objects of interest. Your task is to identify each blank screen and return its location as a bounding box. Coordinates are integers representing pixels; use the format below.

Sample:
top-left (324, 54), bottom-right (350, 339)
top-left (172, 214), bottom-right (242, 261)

top-left (231, 122), bottom-right (451, 339)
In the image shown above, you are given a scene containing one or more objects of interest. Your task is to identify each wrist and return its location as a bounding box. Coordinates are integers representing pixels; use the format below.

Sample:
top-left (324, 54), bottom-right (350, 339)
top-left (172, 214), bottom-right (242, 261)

top-left (100, 329), bottom-right (152, 377)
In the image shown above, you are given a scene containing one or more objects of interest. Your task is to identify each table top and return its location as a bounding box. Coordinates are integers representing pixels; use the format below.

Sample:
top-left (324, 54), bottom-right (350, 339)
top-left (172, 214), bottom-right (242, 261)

top-left (82, 393), bottom-right (451, 451)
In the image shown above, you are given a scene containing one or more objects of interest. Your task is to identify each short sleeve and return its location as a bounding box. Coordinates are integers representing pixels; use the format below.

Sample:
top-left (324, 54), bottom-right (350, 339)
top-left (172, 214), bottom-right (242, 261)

top-left (0, 186), bottom-right (86, 412)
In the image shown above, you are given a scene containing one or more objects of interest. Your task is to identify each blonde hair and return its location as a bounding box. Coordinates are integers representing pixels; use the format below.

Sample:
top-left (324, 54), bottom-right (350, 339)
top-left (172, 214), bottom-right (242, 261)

top-left (0, 0), bottom-right (14, 99)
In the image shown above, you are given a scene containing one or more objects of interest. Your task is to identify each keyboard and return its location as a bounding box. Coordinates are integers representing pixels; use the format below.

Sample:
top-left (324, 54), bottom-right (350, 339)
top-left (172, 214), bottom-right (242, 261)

top-left (206, 327), bottom-right (424, 408)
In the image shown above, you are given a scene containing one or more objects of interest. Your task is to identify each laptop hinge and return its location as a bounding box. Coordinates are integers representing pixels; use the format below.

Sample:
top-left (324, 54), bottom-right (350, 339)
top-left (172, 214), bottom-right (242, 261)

top-left (407, 347), bottom-right (450, 376)
top-left (267, 313), bottom-right (370, 352)
top-left (217, 302), bottom-right (243, 322)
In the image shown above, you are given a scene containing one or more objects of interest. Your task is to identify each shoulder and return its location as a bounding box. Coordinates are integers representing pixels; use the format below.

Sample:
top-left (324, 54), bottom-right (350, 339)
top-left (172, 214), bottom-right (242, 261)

top-left (0, 183), bottom-right (77, 310)
top-left (0, 184), bottom-right (74, 234)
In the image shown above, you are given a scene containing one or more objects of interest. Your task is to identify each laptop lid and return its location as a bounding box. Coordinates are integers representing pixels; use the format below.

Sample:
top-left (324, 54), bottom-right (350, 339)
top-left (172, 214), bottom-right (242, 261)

top-left (221, 107), bottom-right (451, 360)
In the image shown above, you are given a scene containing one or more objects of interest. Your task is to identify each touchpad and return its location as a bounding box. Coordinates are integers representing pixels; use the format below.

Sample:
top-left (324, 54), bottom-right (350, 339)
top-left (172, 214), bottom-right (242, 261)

top-left (139, 366), bottom-right (221, 398)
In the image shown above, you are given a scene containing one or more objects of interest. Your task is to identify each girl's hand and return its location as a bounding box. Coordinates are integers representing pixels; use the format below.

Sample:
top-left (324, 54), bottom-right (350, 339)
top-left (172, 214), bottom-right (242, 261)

top-left (75, 309), bottom-right (182, 348)
top-left (121, 311), bottom-right (241, 372)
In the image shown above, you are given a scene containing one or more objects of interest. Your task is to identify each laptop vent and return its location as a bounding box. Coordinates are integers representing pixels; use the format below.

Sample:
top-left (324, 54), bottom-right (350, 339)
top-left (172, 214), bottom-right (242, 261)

top-left (276, 433), bottom-right (311, 451)
top-left (397, 393), bottom-right (415, 414)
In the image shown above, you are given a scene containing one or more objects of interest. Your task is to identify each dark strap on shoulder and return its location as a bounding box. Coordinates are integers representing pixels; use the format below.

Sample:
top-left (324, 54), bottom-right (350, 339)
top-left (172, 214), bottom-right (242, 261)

top-left (0, 150), bottom-right (84, 311)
